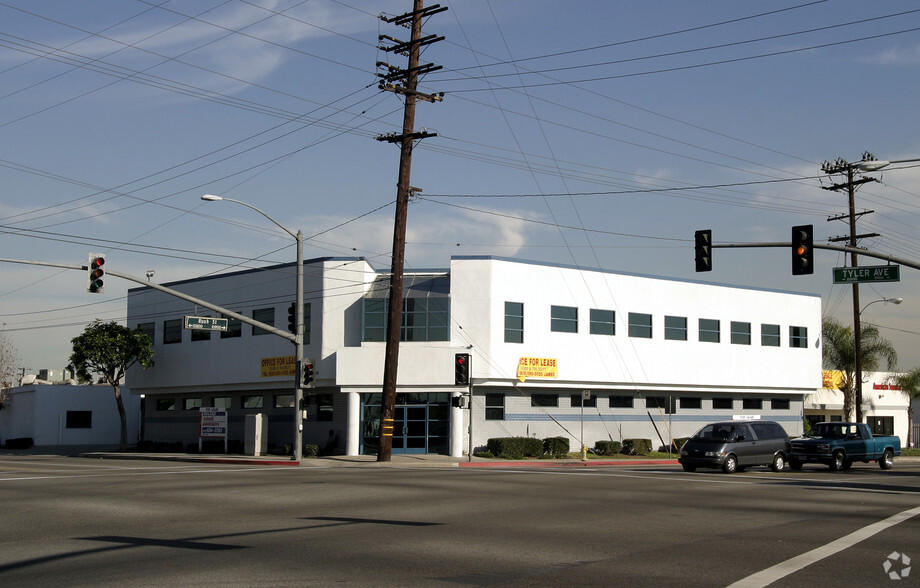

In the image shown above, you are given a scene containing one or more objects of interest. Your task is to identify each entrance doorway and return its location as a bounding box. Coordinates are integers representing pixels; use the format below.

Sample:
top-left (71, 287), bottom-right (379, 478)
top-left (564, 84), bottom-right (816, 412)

top-left (361, 393), bottom-right (449, 455)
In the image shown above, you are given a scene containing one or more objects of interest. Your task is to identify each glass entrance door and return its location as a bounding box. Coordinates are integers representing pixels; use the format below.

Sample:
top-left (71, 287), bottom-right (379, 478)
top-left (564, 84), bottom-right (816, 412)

top-left (361, 393), bottom-right (449, 455)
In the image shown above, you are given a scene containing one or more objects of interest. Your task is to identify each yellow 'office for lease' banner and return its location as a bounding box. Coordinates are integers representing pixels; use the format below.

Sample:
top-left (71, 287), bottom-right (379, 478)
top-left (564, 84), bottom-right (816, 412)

top-left (261, 355), bottom-right (295, 378)
top-left (517, 357), bottom-right (558, 382)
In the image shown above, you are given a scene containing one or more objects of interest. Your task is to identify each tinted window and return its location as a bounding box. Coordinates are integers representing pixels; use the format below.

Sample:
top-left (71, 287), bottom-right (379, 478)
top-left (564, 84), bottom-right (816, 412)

top-left (750, 422), bottom-right (787, 440)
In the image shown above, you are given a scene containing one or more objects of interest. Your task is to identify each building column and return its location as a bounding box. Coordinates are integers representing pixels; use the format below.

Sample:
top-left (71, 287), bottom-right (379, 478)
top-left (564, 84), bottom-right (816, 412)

top-left (450, 393), bottom-right (464, 458)
top-left (345, 391), bottom-right (361, 456)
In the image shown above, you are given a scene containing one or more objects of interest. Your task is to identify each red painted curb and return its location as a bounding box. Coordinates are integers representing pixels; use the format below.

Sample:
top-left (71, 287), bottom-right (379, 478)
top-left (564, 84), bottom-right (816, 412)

top-left (200, 457), bottom-right (300, 466)
top-left (458, 459), bottom-right (680, 468)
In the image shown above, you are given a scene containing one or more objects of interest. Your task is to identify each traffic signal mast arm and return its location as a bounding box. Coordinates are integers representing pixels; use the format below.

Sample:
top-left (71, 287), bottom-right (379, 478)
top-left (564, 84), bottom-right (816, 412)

top-left (0, 257), bottom-right (295, 343)
top-left (708, 242), bottom-right (920, 272)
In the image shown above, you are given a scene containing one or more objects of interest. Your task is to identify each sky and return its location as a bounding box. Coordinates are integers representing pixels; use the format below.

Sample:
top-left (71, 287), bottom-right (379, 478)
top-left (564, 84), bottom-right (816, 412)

top-left (1, 0), bottom-right (919, 380)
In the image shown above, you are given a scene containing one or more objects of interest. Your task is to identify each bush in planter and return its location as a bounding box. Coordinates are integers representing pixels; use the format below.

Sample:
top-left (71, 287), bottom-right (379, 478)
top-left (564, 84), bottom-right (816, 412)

top-left (622, 438), bottom-right (652, 456)
top-left (486, 437), bottom-right (543, 459)
top-left (594, 440), bottom-right (622, 456)
top-left (543, 436), bottom-right (569, 458)
top-left (3, 437), bottom-right (33, 449)
top-left (303, 444), bottom-right (320, 458)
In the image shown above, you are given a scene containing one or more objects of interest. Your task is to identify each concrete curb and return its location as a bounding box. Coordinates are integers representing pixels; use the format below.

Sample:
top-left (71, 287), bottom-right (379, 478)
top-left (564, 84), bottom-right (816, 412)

top-left (72, 452), bottom-right (681, 468)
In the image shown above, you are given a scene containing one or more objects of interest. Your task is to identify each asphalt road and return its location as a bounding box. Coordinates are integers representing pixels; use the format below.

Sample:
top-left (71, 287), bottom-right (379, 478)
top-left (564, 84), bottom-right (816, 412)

top-left (1, 455), bottom-right (918, 587)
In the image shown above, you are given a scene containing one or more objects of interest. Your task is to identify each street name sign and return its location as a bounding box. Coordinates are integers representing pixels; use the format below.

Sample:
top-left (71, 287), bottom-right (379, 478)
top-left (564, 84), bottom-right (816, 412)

top-left (832, 265), bottom-right (901, 284)
top-left (184, 315), bottom-right (229, 331)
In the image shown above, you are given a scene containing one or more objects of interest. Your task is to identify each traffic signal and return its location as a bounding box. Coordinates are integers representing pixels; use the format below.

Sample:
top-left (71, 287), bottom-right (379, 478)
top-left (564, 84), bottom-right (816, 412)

top-left (287, 302), bottom-right (296, 334)
top-left (455, 353), bottom-right (470, 385)
top-left (87, 253), bottom-right (105, 293)
top-left (301, 359), bottom-right (314, 388)
top-left (791, 225), bottom-right (814, 275)
top-left (694, 230), bottom-right (712, 272)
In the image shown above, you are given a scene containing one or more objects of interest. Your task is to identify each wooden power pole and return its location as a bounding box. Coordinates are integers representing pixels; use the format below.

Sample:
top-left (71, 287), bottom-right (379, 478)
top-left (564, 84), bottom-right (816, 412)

top-left (375, 1), bottom-right (445, 461)
top-left (822, 153), bottom-right (881, 423)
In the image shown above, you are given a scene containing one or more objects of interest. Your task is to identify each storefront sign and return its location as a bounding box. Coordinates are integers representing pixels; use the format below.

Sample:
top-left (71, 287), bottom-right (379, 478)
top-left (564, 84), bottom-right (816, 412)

top-left (822, 370), bottom-right (844, 390)
top-left (517, 357), bottom-right (558, 382)
top-left (261, 355), bottom-right (295, 378)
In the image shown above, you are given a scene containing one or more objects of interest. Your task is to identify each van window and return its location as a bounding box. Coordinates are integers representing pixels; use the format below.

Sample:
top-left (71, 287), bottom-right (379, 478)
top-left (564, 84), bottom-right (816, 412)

top-left (750, 422), bottom-right (785, 440)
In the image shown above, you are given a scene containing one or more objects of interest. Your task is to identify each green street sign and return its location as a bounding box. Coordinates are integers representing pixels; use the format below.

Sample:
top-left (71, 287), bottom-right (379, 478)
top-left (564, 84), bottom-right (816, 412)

top-left (184, 316), bottom-right (229, 331)
top-left (832, 265), bottom-right (901, 284)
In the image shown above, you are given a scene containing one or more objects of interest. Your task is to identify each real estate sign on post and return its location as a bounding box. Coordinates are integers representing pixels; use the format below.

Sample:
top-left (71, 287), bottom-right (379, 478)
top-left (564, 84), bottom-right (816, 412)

top-left (199, 407), bottom-right (228, 453)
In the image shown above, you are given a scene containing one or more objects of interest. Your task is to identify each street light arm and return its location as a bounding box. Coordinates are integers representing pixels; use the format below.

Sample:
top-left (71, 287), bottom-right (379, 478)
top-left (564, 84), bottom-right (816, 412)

top-left (201, 193), bottom-right (305, 461)
top-left (201, 194), bottom-right (297, 240)
top-left (860, 297), bottom-right (903, 315)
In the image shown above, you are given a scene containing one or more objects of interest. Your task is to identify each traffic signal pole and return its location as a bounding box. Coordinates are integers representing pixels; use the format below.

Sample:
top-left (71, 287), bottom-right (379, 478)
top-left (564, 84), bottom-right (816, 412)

top-left (0, 257), bottom-right (293, 340)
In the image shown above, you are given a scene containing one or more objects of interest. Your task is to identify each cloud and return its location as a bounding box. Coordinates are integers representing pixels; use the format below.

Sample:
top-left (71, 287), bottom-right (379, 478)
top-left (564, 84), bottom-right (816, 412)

top-left (858, 44), bottom-right (920, 66)
top-left (297, 203), bottom-right (539, 269)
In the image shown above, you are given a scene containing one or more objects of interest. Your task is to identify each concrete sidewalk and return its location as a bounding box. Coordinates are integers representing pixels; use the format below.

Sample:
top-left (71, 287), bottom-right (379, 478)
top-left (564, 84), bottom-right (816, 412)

top-left (0, 446), bottom-right (680, 468)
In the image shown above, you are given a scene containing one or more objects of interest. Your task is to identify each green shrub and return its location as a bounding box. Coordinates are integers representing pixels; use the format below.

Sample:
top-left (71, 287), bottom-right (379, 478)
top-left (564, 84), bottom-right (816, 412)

top-left (594, 440), bottom-right (622, 456)
top-left (3, 437), bottom-right (33, 449)
top-left (473, 450), bottom-right (494, 458)
top-left (622, 438), bottom-right (652, 456)
top-left (543, 436), bottom-right (570, 458)
top-left (672, 437), bottom-right (689, 451)
top-left (303, 444), bottom-right (320, 458)
top-left (486, 437), bottom-right (543, 459)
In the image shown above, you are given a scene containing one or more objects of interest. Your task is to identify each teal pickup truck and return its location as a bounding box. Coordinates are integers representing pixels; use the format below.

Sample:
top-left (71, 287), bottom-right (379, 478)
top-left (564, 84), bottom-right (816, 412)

top-left (789, 422), bottom-right (900, 471)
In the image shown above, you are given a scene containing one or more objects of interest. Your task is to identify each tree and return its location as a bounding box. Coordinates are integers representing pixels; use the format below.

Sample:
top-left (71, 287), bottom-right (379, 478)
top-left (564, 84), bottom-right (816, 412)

top-left (69, 320), bottom-right (154, 450)
top-left (822, 316), bottom-right (897, 422)
top-left (891, 368), bottom-right (920, 449)
top-left (0, 326), bottom-right (21, 410)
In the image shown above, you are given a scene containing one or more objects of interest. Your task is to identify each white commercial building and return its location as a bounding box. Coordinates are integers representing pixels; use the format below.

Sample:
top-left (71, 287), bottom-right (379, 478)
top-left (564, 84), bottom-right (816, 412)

top-left (126, 256), bottom-right (823, 457)
top-left (807, 371), bottom-right (912, 444)
top-left (0, 382), bottom-right (139, 449)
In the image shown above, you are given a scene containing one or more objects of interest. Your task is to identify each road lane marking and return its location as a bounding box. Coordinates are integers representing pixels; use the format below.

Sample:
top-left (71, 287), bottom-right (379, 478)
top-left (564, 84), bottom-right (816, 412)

top-left (727, 504), bottom-right (920, 588)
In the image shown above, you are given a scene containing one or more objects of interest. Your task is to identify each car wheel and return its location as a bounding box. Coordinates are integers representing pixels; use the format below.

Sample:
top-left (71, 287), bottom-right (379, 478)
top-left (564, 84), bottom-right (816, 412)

top-left (681, 464), bottom-right (696, 472)
top-left (789, 459), bottom-right (803, 471)
top-left (879, 450), bottom-right (894, 470)
top-left (842, 459), bottom-right (853, 470)
top-left (771, 453), bottom-right (786, 472)
top-left (830, 450), bottom-right (846, 471)
top-left (722, 454), bottom-right (738, 474)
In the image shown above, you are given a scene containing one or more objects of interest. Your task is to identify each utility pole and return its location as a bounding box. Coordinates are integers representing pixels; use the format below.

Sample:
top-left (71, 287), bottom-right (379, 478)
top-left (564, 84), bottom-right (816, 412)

top-left (822, 152), bottom-right (881, 424)
top-left (375, 1), bottom-right (446, 461)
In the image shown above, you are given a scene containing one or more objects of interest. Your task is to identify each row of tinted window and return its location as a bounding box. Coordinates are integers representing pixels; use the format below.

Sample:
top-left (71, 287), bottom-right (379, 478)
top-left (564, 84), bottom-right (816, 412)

top-left (362, 298), bottom-right (450, 342)
top-left (139, 304), bottom-right (311, 345)
top-left (484, 393), bottom-right (791, 419)
top-left (154, 394), bottom-right (333, 419)
top-left (505, 302), bottom-right (808, 348)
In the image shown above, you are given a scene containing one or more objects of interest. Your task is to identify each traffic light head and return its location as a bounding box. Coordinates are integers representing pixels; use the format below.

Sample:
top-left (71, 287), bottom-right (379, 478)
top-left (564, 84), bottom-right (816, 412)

top-left (694, 230), bottom-right (712, 272)
top-left (455, 353), bottom-right (470, 385)
top-left (87, 253), bottom-right (105, 293)
top-left (287, 303), bottom-right (296, 334)
top-left (301, 359), bottom-right (314, 388)
top-left (791, 225), bottom-right (814, 275)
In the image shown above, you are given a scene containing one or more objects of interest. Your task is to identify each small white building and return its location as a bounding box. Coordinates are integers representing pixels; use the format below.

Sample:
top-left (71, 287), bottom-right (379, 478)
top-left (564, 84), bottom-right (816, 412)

top-left (807, 371), bottom-right (911, 445)
top-left (126, 256), bottom-right (823, 457)
top-left (0, 382), bottom-right (139, 449)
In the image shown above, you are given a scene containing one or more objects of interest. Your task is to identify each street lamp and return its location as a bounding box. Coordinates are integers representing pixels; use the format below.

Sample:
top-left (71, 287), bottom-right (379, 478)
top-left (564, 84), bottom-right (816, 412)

top-left (201, 194), bottom-right (305, 461)
top-left (854, 296), bottom-right (903, 422)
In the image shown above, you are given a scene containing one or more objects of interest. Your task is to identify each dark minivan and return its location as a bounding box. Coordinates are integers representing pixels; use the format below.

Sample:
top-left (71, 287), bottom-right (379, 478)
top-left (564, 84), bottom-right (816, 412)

top-left (678, 420), bottom-right (791, 473)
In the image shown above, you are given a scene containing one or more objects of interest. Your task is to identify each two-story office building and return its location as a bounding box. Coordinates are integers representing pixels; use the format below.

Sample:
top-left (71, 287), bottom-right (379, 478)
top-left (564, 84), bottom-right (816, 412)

top-left (126, 256), bottom-right (822, 457)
